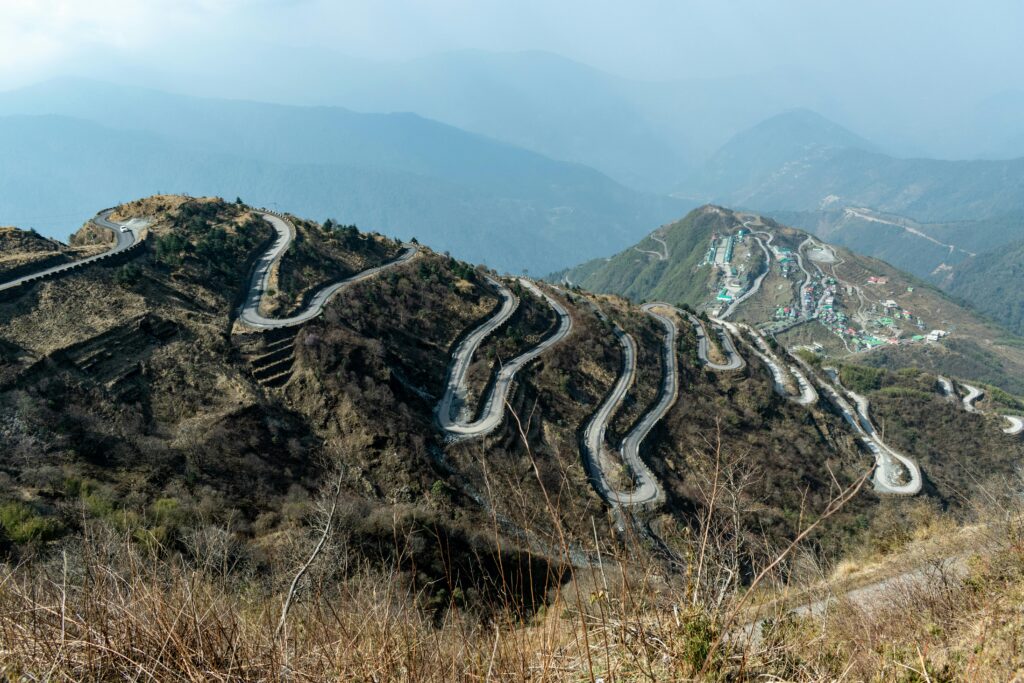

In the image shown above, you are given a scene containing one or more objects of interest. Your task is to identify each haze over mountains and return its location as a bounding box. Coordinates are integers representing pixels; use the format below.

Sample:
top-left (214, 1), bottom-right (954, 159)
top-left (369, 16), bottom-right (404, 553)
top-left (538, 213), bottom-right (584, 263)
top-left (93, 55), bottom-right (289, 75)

top-left (57, 47), bottom-right (1024, 179)
top-left (0, 78), bottom-right (688, 274)
top-left (6, 3), bottom-right (1024, 677)
top-left (2, 50), bottom-right (1024, 300)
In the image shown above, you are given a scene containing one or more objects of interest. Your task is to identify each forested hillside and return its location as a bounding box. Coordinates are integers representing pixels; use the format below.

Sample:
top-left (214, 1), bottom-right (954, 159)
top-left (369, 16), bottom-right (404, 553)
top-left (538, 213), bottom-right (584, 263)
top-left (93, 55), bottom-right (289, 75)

top-left (941, 237), bottom-right (1024, 336)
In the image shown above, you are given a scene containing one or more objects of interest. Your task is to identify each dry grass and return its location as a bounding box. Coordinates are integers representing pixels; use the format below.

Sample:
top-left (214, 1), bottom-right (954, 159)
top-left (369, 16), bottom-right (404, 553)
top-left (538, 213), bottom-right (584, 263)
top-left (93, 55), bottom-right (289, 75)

top-left (1, 402), bottom-right (1022, 681)
top-left (2, 503), bottom-right (1024, 681)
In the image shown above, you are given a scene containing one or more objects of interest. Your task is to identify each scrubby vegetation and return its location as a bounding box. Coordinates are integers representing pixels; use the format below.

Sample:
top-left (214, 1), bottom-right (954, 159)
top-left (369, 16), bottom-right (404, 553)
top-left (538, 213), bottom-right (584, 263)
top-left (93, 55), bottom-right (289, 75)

top-left (261, 214), bottom-right (403, 316)
top-left (2, 195), bottom-right (1023, 679)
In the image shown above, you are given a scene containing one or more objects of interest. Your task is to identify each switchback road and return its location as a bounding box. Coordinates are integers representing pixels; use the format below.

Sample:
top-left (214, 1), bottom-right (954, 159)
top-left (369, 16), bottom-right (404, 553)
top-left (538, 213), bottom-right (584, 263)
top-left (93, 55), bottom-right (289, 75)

top-left (686, 311), bottom-right (745, 371)
top-left (961, 383), bottom-right (984, 413)
top-left (581, 306), bottom-right (677, 507)
top-left (941, 377), bottom-right (1022, 436)
top-left (238, 211), bottom-right (418, 329)
top-left (436, 279), bottom-right (572, 441)
top-left (735, 323), bottom-right (817, 405)
top-left (820, 367), bottom-right (922, 495)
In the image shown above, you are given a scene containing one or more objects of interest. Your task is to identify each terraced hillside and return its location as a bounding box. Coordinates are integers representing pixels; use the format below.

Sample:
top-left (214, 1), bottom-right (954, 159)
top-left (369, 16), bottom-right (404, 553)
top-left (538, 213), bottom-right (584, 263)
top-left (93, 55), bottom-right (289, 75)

top-left (2, 195), bottom-right (1023, 679)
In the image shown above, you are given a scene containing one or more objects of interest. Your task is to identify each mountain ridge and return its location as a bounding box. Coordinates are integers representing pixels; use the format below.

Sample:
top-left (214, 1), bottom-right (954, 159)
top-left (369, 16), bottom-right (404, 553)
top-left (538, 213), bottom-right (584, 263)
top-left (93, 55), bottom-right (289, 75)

top-left (558, 205), bottom-right (1024, 395)
top-left (0, 81), bottom-right (689, 273)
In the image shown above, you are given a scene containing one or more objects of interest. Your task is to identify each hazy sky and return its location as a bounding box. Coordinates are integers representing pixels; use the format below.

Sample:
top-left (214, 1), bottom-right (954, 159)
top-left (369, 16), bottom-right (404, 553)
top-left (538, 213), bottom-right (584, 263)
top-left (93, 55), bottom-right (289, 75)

top-left (2, 0), bottom-right (1022, 93)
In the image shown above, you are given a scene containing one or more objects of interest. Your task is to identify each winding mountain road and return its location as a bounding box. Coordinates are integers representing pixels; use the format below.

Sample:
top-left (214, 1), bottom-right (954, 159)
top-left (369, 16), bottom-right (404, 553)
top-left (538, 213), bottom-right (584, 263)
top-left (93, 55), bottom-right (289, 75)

top-left (581, 305), bottom-right (678, 507)
top-left (436, 278), bottom-right (572, 441)
top-left (0, 210), bottom-right (145, 293)
top-left (961, 383), bottom-right (984, 413)
top-left (238, 211), bottom-right (418, 329)
top-left (686, 312), bottom-right (745, 371)
top-left (1003, 416), bottom-right (1024, 435)
top-left (737, 324), bottom-right (817, 405)
top-left (846, 387), bottom-right (922, 495)
top-left (941, 377), bottom-right (1023, 436)
top-left (720, 231), bottom-right (773, 319)
top-left (820, 367), bottom-right (922, 495)
top-left (937, 376), bottom-right (956, 400)
top-left (795, 236), bottom-right (816, 318)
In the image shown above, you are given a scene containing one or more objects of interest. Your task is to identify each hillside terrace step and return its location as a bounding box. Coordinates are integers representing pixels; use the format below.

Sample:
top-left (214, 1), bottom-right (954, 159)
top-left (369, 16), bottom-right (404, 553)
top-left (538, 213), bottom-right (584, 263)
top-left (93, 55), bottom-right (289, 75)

top-left (259, 369), bottom-right (293, 388)
top-left (252, 357), bottom-right (294, 381)
top-left (261, 336), bottom-right (296, 353)
top-left (250, 345), bottom-right (294, 370)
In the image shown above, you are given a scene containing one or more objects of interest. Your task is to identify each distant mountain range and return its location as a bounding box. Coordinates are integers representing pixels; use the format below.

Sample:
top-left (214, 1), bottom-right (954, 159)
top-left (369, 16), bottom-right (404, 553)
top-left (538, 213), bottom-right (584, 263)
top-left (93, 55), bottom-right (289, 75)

top-left (118, 50), bottom-right (858, 192)
top-left (3, 71), bottom-right (1023, 299)
top-left (671, 109), bottom-right (1024, 336)
top-left (676, 109), bottom-right (1024, 224)
top-left (0, 79), bottom-right (687, 274)
top-left (116, 49), bottom-right (1024, 188)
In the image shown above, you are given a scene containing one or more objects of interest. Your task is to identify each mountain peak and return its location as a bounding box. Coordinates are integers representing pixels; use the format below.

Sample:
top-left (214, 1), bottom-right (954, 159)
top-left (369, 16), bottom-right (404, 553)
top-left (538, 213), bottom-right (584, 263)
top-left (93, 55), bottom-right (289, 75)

top-left (675, 109), bottom-right (877, 202)
top-left (736, 108), bottom-right (877, 152)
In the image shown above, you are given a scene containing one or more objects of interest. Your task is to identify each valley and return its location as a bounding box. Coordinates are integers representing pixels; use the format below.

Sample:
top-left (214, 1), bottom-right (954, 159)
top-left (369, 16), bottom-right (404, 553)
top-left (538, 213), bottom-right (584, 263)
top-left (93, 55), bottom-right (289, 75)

top-left (1, 195), bottom-right (1022, 679)
top-left (4, 3), bottom-right (1024, 677)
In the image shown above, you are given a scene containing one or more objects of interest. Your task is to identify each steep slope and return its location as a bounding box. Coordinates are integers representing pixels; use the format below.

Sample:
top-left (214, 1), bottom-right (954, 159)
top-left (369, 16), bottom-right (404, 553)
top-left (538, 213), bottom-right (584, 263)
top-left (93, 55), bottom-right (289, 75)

top-left (6, 195), bottom-right (1009, 572)
top-left (560, 205), bottom-right (1024, 395)
top-left (0, 80), bottom-right (686, 274)
top-left (556, 206), bottom-right (734, 303)
top-left (940, 237), bottom-right (1024, 336)
top-left (4, 195), bottom-right (1024, 680)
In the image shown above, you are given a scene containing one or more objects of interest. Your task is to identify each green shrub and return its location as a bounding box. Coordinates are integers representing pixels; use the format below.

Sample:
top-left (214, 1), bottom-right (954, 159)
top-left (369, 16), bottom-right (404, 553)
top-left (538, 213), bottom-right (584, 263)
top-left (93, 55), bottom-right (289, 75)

top-left (681, 612), bottom-right (718, 673)
top-left (875, 386), bottom-right (933, 401)
top-left (113, 263), bottom-right (143, 286)
top-left (839, 364), bottom-right (886, 393)
top-left (150, 498), bottom-right (188, 530)
top-left (0, 502), bottom-right (62, 544)
top-left (84, 491), bottom-right (114, 518)
top-left (154, 233), bottom-right (189, 266)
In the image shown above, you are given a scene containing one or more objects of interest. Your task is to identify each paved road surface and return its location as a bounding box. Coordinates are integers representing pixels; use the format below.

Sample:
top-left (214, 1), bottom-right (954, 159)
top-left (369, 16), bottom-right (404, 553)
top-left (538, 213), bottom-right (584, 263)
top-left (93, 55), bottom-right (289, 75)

top-left (845, 388), bottom-right (922, 494)
top-left (1003, 416), bottom-right (1024, 435)
top-left (436, 279), bottom-right (572, 441)
top-left (0, 210), bottom-right (143, 292)
top-left (740, 553), bottom-right (968, 644)
top-left (945, 377), bottom-right (1023, 436)
top-left (795, 236), bottom-right (816, 318)
top-left (720, 230), bottom-right (773, 319)
top-left (581, 308), bottom-right (674, 507)
top-left (961, 383), bottom-right (984, 413)
top-left (238, 212), bottom-right (418, 329)
top-left (686, 311), bottom-right (745, 371)
top-left (737, 324), bottom-right (817, 405)
top-left (820, 367), bottom-right (922, 495)
top-left (614, 305), bottom-right (680, 505)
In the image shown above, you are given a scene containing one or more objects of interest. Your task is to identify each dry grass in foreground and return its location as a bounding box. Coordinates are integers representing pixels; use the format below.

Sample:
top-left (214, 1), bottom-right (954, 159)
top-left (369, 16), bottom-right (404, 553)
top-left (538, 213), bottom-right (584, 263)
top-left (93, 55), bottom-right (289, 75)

top-left (2, 415), bottom-right (1022, 681)
top-left (2, 512), bottom-right (1023, 681)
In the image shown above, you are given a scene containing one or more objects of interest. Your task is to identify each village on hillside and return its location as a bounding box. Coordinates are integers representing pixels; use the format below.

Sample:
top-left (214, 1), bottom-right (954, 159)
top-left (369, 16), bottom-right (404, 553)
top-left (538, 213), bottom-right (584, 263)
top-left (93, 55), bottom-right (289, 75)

top-left (703, 226), bottom-right (949, 355)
